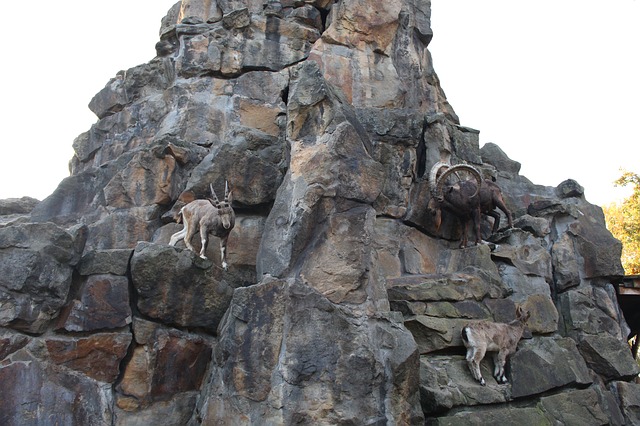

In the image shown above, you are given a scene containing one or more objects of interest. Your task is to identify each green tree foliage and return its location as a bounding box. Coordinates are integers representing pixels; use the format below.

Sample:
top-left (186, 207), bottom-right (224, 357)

top-left (604, 171), bottom-right (640, 274)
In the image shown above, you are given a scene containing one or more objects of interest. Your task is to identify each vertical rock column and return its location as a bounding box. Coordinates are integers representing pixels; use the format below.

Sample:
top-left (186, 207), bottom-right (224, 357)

top-left (194, 58), bottom-right (424, 423)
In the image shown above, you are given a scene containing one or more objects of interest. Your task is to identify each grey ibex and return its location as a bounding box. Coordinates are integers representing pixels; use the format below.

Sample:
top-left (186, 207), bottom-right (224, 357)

top-left (461, 306), bottom-right (530, 386)
top-left (427, 162), bottom-right (513, 248)
top-left (169, 182), bottom-right (235, 270)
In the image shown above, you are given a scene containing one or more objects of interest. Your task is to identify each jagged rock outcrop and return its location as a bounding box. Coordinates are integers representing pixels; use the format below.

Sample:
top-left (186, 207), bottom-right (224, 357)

top-left (1, 0), bottom-right (638, 424)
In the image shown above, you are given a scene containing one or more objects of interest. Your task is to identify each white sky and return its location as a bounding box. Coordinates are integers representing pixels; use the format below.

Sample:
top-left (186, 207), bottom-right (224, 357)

top-left (0, 1), bottom-right (638, 208)
top-left (0, 0), bottom-right (178, 201)
top-left (430, 0), bottom-right (640, 206)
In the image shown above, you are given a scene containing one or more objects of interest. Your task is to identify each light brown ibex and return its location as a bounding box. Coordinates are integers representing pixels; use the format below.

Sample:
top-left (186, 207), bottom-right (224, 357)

top-left (169, 182), bottom-right (235, 270)
top-left (461, 306), bottom-right (530, 386)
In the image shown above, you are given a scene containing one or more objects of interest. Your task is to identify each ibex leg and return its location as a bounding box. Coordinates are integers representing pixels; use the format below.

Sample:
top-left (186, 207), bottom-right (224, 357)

top-left (169, 228), bottom-right (186, 246)
top-left (198, 226), bottom-right (209, 259)
top-left (220, 234), bottom-right (229, 271)
top-left (465, 346), bottom-right (486, 386)
top-left (487, 210), bottom-right (501, 233)
top-left (493, 351), bottom-right (508, 383)
top-left (472, 206), bottom-right (482, 244)
top-left (183, 217), bottom-right (199, 253)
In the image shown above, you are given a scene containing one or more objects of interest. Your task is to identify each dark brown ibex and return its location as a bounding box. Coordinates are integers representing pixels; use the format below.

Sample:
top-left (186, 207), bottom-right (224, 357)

top-left (427, 162), bottom-right (513, 248)
top-left (169, 182), bottom-right (235, 270)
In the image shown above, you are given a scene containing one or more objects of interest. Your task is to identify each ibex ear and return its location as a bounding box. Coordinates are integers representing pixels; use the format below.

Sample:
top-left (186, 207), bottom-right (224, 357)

top-left (226, 190), bottom-right (233, 206)
top-left (515, 305), bottom-right (530, 321)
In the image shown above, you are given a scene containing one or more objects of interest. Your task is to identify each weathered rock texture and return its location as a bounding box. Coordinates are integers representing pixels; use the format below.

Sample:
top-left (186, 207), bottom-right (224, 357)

top-left (1, 0), bottom-right (638, 424)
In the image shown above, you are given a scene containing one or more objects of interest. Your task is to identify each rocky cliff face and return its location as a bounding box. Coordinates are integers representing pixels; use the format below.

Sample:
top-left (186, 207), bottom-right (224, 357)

top-left (1, 0), bottom-right (639, 424)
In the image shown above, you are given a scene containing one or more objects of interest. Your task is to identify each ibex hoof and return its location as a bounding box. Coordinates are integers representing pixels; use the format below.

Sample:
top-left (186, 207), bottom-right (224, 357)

top-left (479, 378), bottom-right (486, 386)
top-left (200, 254), bottom-right (208, 260)
top-left (222, 262), bottom-right (228, 271)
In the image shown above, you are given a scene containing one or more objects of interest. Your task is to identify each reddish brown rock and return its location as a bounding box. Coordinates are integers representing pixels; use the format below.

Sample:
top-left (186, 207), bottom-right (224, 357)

top-left (117, 320), bottom-right (212, 410)
top-left (104, 151), bottom-right (182, 208)
top-left (57, 274), bottom-right (132, 332)
top-left (46, 332), bottom-right (132, 383)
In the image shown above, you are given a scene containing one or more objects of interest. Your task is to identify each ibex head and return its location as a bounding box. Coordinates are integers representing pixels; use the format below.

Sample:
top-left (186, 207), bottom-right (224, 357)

top-left (515, 305), bottom-right (531, 324)
top-left (427, 197), bottom-right (443, 231)
top-left (208, 181), bottom-right (235, 230)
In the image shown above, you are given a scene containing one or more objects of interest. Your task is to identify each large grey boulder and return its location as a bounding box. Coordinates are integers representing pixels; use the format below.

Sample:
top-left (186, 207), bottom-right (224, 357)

top-left (130, 242), bottom-right (235, 333)
top-left (0, 196), bottom-right (39, 215)
top-left (509, 337), bottom-right (592, 398)
top-left (0, 353), bottom-right (115, 425)
top-left (613, 381), bottom-right (640, 425)
top-left (577, 334), bottom-right (640, 381)
top-left (196, 277), bottom-right (423, 425)
top-left (0, 222), bottom-right (86, 333)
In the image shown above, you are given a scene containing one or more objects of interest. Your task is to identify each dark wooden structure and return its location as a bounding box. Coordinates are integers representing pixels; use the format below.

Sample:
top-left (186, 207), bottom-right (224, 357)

top-left (617, 275), bottom-right (640, 359)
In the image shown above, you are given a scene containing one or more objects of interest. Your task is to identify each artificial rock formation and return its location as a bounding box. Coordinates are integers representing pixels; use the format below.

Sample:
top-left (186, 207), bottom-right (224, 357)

top-left (1, 0), bottom-right (639, 424)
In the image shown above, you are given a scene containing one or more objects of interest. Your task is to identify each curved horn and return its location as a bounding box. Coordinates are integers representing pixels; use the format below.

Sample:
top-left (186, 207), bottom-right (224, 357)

top-left (428, 162), bottom-right (450, 197)
top-left (210, 183), bottom-right (220, 205)
top-left (435, 164), bottom-right (483, 199)
top-left (224, 180), bottom-right (229, 202)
